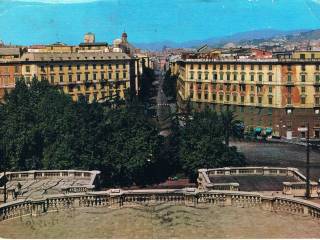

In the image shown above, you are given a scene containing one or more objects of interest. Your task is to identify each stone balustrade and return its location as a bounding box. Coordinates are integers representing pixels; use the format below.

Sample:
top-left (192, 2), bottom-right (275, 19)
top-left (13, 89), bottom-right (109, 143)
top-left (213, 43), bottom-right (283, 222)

top-left (198, 167), bottom-right (319, 197)
top-left (0, 188), bottom-right (320, 222)
top-left (0, 170), bottom-right (101, 203)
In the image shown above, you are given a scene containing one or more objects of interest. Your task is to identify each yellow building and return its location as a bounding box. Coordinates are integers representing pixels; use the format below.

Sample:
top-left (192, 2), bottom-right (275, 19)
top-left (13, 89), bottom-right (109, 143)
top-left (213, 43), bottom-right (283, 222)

top-left (174, 52), bottom-right (320, 138)
top-left (19, 52), bottom-right (136, 102)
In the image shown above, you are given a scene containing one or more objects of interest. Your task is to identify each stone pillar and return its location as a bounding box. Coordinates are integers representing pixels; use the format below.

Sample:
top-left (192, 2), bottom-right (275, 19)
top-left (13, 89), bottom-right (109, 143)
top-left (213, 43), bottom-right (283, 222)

top-left (225, 195), bottom-right (232, 206)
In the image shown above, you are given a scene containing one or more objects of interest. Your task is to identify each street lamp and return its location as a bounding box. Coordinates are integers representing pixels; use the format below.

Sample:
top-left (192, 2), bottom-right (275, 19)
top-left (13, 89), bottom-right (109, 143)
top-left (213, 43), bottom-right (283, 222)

top-left (298, 123), bottom-right (310, 199)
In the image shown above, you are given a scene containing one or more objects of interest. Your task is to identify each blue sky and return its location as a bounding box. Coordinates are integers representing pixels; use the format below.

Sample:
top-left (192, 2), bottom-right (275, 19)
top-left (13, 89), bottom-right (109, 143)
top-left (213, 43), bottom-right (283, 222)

top-left (0, 0), bottom-right (320, 45)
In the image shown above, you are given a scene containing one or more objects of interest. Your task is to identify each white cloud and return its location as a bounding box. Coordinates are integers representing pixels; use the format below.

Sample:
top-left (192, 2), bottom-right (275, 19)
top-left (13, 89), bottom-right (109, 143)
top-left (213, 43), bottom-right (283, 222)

top-left (311, 0), bottom-right (320, 4)
top-left (10, 0), bottom-right (103, 4)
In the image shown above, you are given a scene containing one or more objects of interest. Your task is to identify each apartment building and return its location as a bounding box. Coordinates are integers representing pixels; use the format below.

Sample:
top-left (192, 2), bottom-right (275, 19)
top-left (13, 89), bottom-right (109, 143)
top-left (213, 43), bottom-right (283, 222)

top-left (174, 52), bottom-right (320, 139)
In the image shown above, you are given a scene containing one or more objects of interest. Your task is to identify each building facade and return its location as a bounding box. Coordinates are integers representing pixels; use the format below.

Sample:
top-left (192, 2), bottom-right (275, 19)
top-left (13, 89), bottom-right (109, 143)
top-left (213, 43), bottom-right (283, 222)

top-left (174, 52), bottom-right (320, 139)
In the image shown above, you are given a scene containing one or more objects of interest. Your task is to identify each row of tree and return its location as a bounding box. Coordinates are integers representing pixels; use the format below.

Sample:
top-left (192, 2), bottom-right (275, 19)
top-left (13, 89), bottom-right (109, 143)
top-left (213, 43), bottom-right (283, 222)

top-left (0, 75), bottom-right (245, 187)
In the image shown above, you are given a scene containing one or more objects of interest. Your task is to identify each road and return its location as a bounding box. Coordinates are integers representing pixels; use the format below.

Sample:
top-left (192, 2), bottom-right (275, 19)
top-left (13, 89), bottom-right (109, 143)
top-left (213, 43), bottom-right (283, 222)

top-left (154, 64), bottom-right (172, 136)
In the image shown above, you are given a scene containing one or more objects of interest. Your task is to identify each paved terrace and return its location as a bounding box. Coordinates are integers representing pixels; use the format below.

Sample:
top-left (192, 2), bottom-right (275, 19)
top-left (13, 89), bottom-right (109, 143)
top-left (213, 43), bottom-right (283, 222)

top-left (209, 175), bottom-right (297, 192)
top-left (0, 170), bottom-right (100, 202)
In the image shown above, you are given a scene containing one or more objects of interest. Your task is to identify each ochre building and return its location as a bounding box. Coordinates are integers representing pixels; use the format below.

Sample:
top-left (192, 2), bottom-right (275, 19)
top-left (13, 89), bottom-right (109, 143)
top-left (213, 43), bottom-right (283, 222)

top-left (173, 51), bottom-right (320, 139)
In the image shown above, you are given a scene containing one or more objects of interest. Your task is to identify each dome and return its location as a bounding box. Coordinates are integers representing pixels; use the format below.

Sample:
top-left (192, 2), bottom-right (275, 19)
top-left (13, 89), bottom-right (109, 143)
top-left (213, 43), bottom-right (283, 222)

top-left (122, 32), bottom-right (128, 38)
top-left (113, 38), bottom-right (122, 46)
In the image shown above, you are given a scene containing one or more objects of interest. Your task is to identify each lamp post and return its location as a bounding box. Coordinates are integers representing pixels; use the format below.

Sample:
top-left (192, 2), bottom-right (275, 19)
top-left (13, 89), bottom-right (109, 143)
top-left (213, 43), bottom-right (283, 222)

top-left (306, 122), bottom-right (310, 199)
top-left (298, 124), bottom-right (310, 199)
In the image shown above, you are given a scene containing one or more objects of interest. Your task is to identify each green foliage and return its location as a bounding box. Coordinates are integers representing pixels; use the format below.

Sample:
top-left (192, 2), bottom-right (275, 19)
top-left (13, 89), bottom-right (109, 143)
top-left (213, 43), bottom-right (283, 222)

top-left (139, 66), bottom-right (155, 103)
top-left (0, 77), bottom-right (246, 186)
top-left (178, 108), bottom-right (246, 180)
top-left (0, 78), bottom-right (167, 187)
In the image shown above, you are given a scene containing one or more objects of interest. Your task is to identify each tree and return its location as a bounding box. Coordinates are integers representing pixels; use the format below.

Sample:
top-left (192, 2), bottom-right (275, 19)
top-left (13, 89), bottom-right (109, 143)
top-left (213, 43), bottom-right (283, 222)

top-left (179, 108), bottom-right (246, 180)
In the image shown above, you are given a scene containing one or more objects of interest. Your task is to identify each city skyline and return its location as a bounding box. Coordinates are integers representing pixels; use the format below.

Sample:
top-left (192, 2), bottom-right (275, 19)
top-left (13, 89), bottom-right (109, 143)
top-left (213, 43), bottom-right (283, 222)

top-left (0, 0), bottom-right (320, 46)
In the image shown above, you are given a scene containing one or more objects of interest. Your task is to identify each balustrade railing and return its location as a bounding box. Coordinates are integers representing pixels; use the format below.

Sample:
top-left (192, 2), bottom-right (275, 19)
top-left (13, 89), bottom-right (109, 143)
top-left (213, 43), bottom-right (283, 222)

top-left (1, 189), bottom-right (319, 222)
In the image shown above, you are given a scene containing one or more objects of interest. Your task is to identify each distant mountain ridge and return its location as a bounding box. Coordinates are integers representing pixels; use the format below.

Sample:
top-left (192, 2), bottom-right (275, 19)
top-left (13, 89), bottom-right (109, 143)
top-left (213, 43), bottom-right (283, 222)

top-left (134, 28), bottom-right (316, 51)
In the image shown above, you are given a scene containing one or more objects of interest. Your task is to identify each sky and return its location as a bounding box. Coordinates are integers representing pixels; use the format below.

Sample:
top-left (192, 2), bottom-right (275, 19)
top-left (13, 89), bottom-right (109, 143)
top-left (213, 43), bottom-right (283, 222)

top-left (0, 0), bottom-right (320, 45)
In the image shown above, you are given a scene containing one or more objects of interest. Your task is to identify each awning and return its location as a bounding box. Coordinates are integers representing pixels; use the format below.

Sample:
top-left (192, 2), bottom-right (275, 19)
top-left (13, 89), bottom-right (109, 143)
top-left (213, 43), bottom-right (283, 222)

top-left (255, 127), bottom-right (262, 133)
top-left (265, 128), bottom-right (273, 134)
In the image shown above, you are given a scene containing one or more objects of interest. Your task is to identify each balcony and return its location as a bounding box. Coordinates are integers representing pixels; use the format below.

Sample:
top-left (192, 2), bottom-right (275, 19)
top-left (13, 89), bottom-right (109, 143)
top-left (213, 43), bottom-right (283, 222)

top-left (314, 103), bottom-right (320, 108)
top-left (284, 81), bottom-right (294, 86)
top-left (314, 80), bottom-right (320, 86)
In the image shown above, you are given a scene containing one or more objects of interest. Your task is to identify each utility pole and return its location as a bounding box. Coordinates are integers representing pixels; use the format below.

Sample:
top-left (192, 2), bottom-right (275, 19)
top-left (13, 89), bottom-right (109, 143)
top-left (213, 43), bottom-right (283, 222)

top-left (3, 169), bottom-right (7, 204)
top-left (306, 122), bottom-right (310, 199)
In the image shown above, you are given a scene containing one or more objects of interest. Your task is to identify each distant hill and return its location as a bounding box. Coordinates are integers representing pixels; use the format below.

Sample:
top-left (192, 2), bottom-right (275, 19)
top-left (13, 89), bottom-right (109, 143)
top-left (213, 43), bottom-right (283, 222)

top-left (134, 28), bottom-right (315, 51)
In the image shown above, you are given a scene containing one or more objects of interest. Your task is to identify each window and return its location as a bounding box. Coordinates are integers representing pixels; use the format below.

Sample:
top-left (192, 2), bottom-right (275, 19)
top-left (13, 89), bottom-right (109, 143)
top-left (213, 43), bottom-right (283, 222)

top-left (190, 91), bottom-right (194, 99)
top-left (41, 75), bottom-right (45, 81)
top-left (241, 96), bottom-right (245, 103)
top-left (226, 73), bottom-right (230, 81)
top-left (233, 74), bottom-right (237, 81)
top-left (269, 86), bottom-right (272, 93)
top-left (241, 74), bottom-right (245, 81)
top-left (85, 73), bottom-right (89, 81)
top-left (93, 64), bottom-right (96, 70)
top-left (219, 73), bottom-right (223, 80)
top-left (85, 64), bottom-right (88, 70)
top-left (226, 94), bottom-right (230, 102)
top-left (212, 93), bottom-right (216, 100)
top-left (300, 54), bottom-right (305, 59)
top-left (123, 63), bottom-right (126, 69)
top-left (219, 94), bottom-right (223, 101)
top-left (108, 73), bottom-right (112, 79)
top-left (213, 64), bottom-right (216, 70)
top-left (204, 93), bottom-right (208, 100)
top-left (250, 75), bottom-right (254, 81)
top-left (77, 65), bottom-right (80, 70)
top-left (241, 65), bottom-right (245, 71)
top-left (190, 83), bottom-right (193, 89)
top-left (116, 73), bottom-right (119, 80)
top-left (190, 64), bottom-right (194, 70)
top-left (68, 65), bottom-right (72, 71)
top-left (198, 64), bottom-right (201, 70)
top-left (123, 72), bottom-right (127, 79)
top-left (301, 96), bottom-right (306, 104)
top-left (26, 66), bottom-right (30, 73)
top-left (288, 86), bottom-right (292, 94)
top-left (250, 65), bottom-right (254, 71)
top-left (259, 74), bottom-right (263, 82)
top-left (316, 65), bottom-right (320, 71)
top-left (250, 85), bottom-right (254, 92)
top-left (288, 65), bottom-right (292, 71)
top-left (268, 75), bottom-right (272, 82)
top-left (220, 64), bottom-right (223, 70)
top-left (77, 74), bottom-right (81, 81)
top-left (101, 64), bottom-right (104, 69)
top-left (101, 73), bottom-right (104, 80)
top-left (287, 97), bottom-right (292, 104)
top-left (311, 54), bottom-right (315, 59)
top-left (268, 96), bottom-right (273, 105)
top-left (50, 75), bottom-right (54, 83)
top-left (205, 73), bottom-right (208, 80)
top-left (198, 73), bottom-right (202, 80)
top-left (316, 75), bottom-right (320, 82)
top-left (205, 64), bottom-right (208, 70)
top-left (233, 94), bottom-right (237, 102)
top-left (14, 66), bottom-right (19, 73)
top-left (116, 64), bottom-right (119, 69)
top-left (288, 74), bottom-right (292, 82)
top-left (301, 65), bottom-right (306, 71)
top-left (190, 72), bottom-right (194, 79)
top-left (316, 97), bottom-right (320, 105)
top-left (59, 75), bottom-right (63, 82)
top-left (198, 93), bottom-right (201, 99)
top-left (234, 64), bottom-right (237, 70)
top-left (233, 85), bottom-right (237, 91)
top-left (93, 73), bottom-right (96, 81)
top-left (227, 64), bottom-right (230, 70)
top-left (269, 65), bottom-right (272, 71)
top-left (226, 84), bottom-right (230, 91)
top-left (301, 75), bottom-right (306, 82)
top-left (59, 65), bottom-right (63, 71)
top-left (213, 73), bottom-right (217, 81)
top-left (258, 65), bottom-right (262, 71)
top-left (315, 86), bottom-right (320, 93)
top-left (41, 66), bottom-right (45, 72)
top-left (250, 96), bottom-right (254, 103)
top-left (301, 86), bottom-right (305, 93)
top-left (219, 84), bottom-right (223, 90)
top-left (68, 75), bottom-right (72, 82)
top-left (258, 96), bottom-right (262, 104)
